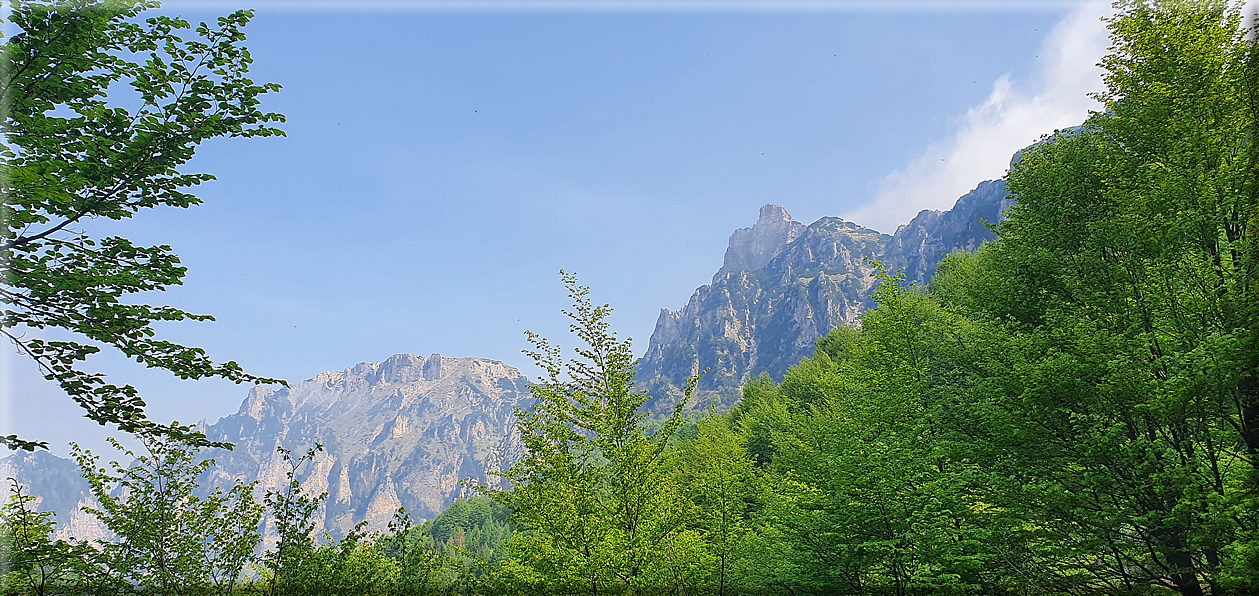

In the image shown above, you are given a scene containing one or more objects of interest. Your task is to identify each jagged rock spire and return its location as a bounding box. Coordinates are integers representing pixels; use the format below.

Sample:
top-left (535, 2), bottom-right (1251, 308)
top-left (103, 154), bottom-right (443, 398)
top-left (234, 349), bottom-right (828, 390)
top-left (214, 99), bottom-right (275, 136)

top-left (716, 204), bottom-right (806, 280)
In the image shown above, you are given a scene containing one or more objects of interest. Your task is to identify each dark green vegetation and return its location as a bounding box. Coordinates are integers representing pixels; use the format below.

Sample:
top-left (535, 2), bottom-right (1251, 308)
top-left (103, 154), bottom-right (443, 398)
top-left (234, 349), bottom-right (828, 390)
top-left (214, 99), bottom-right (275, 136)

top-left (4, 0), bottom-right (1258, 594)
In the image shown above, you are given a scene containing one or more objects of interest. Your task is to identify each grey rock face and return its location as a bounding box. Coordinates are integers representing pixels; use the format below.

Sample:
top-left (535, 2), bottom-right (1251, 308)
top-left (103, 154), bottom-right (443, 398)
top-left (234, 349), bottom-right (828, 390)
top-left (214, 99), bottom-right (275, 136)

top-left (636, 181), bottom-right (1011, 410)
top-left (880, 179), bottom-right (1011, 285)
top-left (636, 210), bottom-right (891, 411)
top-left (201, 353), bottom-right (532, 536)
top-left (0, 450), bottom-right (98, 541)
top-left (716, 204), bottom-right (807, 279)
top-left (11, 354), bottom-right (533, 542)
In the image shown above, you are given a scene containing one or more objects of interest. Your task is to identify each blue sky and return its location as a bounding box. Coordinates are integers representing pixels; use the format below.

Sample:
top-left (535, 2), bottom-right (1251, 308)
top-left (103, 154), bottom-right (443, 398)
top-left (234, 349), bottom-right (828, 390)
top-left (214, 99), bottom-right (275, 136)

top-left (4, 1), bottom-right (1115, 457)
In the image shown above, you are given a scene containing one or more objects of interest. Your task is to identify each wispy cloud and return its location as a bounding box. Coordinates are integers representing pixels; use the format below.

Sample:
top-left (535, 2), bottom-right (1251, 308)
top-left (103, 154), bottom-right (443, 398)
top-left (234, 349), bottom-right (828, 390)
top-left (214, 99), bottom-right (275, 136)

top-left (843, 1), bottom-right (1110, 234)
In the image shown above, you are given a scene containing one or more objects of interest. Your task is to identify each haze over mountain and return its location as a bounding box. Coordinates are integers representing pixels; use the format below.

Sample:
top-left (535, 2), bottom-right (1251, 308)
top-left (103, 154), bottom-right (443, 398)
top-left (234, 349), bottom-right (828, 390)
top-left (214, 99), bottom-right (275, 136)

top-left (0, 451), bottom-right (98, 542)
top-left (6, 354), bottom-right (532, 539)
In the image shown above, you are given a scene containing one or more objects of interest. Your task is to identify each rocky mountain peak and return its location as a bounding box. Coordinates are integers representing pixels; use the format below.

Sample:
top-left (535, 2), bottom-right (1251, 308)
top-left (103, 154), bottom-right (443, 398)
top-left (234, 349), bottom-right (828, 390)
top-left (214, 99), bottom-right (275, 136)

top-left (13, 353), bottom-right (535, 543)
top-left (638, 178), bottom-right (1011, 412)
top-left (881, 178), bottom-right (1009, 285)
top-left (717, 203), bottom-right (806, 280)
top-left (202, 353), bottom-right (533, 536)
top-left (424, 353), bottom-right (443, 381)
top-left (638, 205), bottom-right (893, 411)
top-left (756, 203), bottom-right (792, 225)
top-left (340, 353), bottom-right (451, 385)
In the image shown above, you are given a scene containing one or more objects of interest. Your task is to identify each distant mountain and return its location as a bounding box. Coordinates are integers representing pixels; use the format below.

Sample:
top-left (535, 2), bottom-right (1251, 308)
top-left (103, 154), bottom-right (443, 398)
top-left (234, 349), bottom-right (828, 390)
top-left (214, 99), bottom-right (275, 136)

top-left (200, 354), bottom-right (532, 536)
top-left (635, 179), bottom-right (1010, 410)
top-left (636, 206), bottom-right (888, 410)
top-left (881, 179), bottom-right (1011, 285)
top-left (14, 178), bottom-right (1011, 540)
top-left (0, 450), bottom-right (100, 542)
top-left (0, 450), bottom-right (87, 518)
top-left (11, 354), bottom-right (533, 541)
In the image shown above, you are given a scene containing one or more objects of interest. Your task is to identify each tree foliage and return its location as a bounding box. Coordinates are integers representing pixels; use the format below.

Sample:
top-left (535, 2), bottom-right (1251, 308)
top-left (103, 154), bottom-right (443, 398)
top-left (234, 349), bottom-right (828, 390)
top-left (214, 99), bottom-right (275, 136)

top-left (490, 271), bottom-right (701, 595)
top-left (0, 0), bottom-right (285, 450)
top-left (70, 423), bottom-right (262, 594)
top-left (6, 0), bottom-right (1258, 594)
top-left (0, 478), bottom-right (98, 596)
top-left (932, 1), bottom-right (1259, 592)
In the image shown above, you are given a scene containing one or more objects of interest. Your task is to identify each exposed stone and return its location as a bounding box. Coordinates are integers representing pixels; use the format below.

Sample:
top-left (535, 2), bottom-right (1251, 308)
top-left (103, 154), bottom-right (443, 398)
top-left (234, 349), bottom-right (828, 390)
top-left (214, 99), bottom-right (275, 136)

top-left (717, 204), bottom-right (807, 279)
top-left (636, 180), bottom-right (1011, 412)
top-left (201, 354), bottom-right (532, 536)
top-left (881, 179), bottom-right (1010, 285)
top-left (636, 213), bottom-right (890, 411)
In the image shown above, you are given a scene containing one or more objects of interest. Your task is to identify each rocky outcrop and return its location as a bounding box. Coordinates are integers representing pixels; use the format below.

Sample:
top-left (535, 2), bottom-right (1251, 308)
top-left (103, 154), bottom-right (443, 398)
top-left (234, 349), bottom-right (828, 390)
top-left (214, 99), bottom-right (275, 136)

top-left (636, 213), bottom-right (890, 411)
top-left (8, 354), bottom-right (534, 542)
top-left (715, 204), bottom-right (807, 278)
top-left (0, 450), bottom-right (102, 541)
top-left (636, 179), bottom-right (1011, 410)
top-left (880, 179), bottom-right (1012, 285)
top-left (201, 353), bottom-right (533, 536)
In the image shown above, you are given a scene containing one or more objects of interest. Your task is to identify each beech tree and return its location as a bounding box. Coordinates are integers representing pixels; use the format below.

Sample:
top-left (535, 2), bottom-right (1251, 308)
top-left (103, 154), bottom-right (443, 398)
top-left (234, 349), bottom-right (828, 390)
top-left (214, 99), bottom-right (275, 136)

top-left (930, 1), bottom-right (1259, 592)
top-left (0, 478), bottom-right (97, 595)
top-left (674, 417), bottom-right (755, 596)
top-left (492, 272), bottom-right (704, 595)
top-left (71, 423), bottom-right (263, 594)
top-left (0, 0), bottom-right (285, 450)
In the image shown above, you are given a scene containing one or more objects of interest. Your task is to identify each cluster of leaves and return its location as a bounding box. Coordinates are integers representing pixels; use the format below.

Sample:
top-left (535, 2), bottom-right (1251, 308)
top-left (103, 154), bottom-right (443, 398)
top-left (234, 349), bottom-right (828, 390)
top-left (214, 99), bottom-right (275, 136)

top-left (0, 0), bottom-right (285, 451)
top-left (256, 446), bottom-right (505, 596)
top-left (485, 271), bottom-right (703, 595)
top-left (71, 427), bottom-right (262, 594)
top-left (0, 425), bottom-right (270, 595)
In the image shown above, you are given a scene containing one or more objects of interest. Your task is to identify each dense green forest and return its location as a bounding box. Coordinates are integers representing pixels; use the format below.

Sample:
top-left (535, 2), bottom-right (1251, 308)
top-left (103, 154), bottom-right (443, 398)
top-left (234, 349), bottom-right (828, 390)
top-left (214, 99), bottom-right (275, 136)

top-left (3, 0), bottom-right (1258, 594)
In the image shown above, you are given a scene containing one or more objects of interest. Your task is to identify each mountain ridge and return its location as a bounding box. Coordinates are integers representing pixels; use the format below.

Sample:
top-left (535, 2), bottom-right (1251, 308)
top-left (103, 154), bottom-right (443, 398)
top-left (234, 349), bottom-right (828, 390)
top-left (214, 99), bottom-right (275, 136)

top-left (6, 354), bottom-right (533, 540)
top-left (10, 176), bottom-right (1012, 539)
top-left (200, 353), bottom-right (531, 536)
top-left (633, 177), bottom-right (1009, 410)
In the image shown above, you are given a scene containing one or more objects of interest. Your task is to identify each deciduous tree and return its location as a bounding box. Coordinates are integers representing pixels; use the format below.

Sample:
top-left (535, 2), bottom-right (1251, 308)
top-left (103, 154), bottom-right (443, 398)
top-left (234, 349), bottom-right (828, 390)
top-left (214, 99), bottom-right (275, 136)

top-left (71, 422), bottom-right (263, 594)
top-left (491, 271), bottom-right (701, 595)
top-left (930, 1), bottom-right (1259, 591)
top-left (0, 0), bottom-right (285, 450)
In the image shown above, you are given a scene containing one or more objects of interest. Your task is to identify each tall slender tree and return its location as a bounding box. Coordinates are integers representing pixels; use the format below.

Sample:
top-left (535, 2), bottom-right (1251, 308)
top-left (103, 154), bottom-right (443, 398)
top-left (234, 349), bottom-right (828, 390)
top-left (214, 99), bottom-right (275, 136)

top-left (491, 271), bottom-right (702, 595)
top-left (71, 423), bottom-right (264, 594)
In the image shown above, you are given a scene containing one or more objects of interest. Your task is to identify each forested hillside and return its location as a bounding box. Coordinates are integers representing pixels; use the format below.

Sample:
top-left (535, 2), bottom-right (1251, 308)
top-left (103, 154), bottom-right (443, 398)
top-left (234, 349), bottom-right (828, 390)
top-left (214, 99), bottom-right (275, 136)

top-left (2, 0), bottom-right (1256, 595)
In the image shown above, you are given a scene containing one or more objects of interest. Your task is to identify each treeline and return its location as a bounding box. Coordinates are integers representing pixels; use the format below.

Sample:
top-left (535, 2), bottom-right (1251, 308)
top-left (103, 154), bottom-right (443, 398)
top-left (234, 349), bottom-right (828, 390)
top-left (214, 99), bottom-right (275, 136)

top-left (4, 0), bottom-right (1258, 594)
top-left (0, 432), bottom-right (516, 595)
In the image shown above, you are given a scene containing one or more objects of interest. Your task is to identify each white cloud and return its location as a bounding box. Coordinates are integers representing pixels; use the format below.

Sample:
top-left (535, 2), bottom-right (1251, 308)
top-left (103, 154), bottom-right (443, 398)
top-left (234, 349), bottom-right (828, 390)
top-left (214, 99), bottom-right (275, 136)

top-left (843, 1), bottom-right (1111, 234)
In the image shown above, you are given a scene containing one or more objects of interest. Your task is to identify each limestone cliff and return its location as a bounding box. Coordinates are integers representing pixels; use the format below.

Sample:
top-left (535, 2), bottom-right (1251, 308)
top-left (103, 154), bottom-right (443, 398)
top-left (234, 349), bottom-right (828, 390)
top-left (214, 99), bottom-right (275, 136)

top-left (0, 450), bottom-right (102, 541)
top-left (9, 355), bottom-right (532, 542)
top-left (637, 214), bottom-right (889, 411)
top-left (880, 179), bottom-right (1012, 285)
top-left (201, 353), bottom-right (532, 536)
top-left (636, 179), bottom-right (1011, 410)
